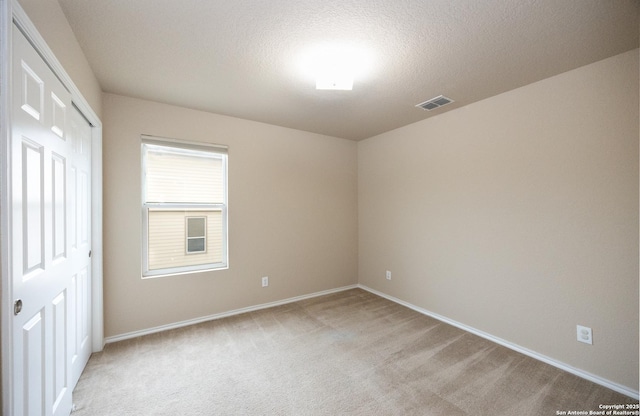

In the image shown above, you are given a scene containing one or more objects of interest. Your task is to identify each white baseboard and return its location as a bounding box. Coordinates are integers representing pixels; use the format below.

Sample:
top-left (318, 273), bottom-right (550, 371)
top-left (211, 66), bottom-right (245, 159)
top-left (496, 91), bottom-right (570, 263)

top-left (104, 284), bottom-right (359, 344)
top-left (358, 284), bottom-right (639, 400)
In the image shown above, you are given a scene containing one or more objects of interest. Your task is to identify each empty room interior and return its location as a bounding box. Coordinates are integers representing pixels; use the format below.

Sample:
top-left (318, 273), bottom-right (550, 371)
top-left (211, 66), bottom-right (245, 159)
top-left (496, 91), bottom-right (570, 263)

top-left (1, 0), bottom-right (639, 414)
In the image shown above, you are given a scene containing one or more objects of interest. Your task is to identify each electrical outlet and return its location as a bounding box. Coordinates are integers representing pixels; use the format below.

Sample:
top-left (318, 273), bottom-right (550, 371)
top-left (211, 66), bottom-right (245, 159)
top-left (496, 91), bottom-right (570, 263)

top-left (261, 276), bottom-right (269, 287)
top-left (576, 325), bottom-right (592, 345)
top-left (386, 270), bottom-right (392, 280)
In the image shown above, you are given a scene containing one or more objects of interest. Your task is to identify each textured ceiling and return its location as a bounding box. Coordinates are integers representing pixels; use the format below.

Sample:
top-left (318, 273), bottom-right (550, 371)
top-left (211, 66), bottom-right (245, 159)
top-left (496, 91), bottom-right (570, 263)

top-left (58, 0), bottom-right (639, 141)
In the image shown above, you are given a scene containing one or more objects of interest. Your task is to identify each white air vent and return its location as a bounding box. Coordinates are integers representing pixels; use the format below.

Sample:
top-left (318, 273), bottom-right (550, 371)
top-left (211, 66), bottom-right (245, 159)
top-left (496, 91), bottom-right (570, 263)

top-left (415, 95), bottom-right (454, 111)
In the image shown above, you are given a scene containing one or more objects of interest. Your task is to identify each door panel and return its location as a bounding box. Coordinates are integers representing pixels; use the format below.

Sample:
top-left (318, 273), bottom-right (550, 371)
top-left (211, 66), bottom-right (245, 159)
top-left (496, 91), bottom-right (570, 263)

top-left (22, 310), bottom-right (45, 416)
top-left (11, 23), bottom-right (92, 416)
top-left (68, 105), bottom-right (92, 387)
top-left (52, 153), bottom-right (66, 261)
top-left (22, 139), bottom-right (45, 274)
top-left (51, 291), bottom-right (68, 412)
top-left (20, 60), bottom-right (44, 121)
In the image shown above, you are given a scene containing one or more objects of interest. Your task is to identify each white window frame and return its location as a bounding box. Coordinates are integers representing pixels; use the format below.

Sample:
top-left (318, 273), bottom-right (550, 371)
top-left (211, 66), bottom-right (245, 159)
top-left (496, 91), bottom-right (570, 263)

top-left (141, 136), bottom-right (228, 278)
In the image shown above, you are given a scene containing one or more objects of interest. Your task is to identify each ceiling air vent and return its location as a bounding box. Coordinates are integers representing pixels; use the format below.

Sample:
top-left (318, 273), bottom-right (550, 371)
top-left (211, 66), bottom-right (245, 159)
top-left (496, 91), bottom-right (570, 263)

top-left (415, 95), bottom-right (454, 111)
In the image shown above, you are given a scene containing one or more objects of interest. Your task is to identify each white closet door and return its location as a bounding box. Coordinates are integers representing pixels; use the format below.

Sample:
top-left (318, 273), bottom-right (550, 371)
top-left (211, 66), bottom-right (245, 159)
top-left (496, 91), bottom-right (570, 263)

top-left (11, 23), bottom-right (92, 416)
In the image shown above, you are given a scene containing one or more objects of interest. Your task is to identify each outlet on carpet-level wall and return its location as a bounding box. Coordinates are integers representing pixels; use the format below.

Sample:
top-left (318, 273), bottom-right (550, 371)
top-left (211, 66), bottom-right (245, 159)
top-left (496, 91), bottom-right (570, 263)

top-left (577, 325), bottom-right (593, 345)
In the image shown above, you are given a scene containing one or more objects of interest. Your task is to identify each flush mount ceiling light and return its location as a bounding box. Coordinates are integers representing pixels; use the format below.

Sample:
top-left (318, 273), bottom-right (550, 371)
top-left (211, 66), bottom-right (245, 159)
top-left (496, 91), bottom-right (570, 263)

top-left (298, 44), bottom-right (373, 91)
top-left (316, 71), bottom-right (354, 91)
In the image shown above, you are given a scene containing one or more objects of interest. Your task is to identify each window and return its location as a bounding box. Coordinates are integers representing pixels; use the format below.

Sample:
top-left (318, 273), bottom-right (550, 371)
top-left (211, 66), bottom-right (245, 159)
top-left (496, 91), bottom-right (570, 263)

top-left (186, 217), bottom-right (206, 254)
top-left (142, 136), bottom-right (228, 277)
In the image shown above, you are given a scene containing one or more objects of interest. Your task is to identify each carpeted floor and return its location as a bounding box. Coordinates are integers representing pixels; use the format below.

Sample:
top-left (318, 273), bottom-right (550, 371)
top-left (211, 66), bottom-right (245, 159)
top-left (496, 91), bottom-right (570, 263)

top-left (72, 289), bottom-right (637, 415)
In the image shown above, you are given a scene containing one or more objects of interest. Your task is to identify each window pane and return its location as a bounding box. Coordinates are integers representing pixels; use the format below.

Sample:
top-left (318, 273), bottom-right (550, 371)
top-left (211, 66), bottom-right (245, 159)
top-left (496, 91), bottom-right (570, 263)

top-left (187, 217), bottom-right (205, 238)
top-left (187, 238), bottom-right (205, 253)
top-left (145, 144), bottom-right (224, 204)
top-left (148, 209), bottom-right (222, 271)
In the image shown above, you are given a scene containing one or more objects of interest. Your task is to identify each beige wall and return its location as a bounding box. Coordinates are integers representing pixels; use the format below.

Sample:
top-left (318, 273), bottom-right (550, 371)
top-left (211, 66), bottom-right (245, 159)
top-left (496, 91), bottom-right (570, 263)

top-left (358, 50), bottom-right (639, 390)
top-left (17, 0), bottom-right (102, 118)
top-left (102, 93), bottom-right (358, 337)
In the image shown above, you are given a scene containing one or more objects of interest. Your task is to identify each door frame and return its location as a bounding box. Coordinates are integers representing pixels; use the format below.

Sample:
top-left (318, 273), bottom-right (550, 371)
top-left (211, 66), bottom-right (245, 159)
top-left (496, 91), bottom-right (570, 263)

top-left (0, 1), bottom-right (104, 414)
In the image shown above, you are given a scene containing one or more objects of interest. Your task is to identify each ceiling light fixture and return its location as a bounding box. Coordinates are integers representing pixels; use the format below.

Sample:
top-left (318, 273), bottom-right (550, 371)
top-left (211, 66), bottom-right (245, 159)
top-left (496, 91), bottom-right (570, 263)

top-left (316, 71), bottom-right (354, 91)
top-left (298, 43), bottom-right (373, 91)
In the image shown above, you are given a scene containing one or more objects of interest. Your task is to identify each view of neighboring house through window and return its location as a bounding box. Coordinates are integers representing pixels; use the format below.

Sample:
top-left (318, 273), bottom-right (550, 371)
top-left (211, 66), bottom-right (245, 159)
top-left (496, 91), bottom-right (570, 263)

top-left (141, 136), bottom-right (228, 277)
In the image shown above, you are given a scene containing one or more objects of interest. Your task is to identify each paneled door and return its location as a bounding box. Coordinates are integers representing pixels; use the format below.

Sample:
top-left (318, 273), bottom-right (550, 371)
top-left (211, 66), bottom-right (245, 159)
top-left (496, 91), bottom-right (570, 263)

top-left (68, 104), bottom-right (93, 389)
top-left (11, 23), bottom-right (92, 416)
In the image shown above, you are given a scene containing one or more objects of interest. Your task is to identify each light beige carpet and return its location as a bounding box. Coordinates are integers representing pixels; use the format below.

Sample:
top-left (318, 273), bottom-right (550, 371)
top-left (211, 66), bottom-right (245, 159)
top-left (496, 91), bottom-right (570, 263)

top-left (72, 289), bottom-right (637, 415)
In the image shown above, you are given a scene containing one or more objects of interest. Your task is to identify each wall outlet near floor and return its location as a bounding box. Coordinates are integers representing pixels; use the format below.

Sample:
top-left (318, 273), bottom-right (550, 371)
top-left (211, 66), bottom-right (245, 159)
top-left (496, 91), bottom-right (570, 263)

top-left (386, 270), bottom-right (392, 280)
top-left (261, 276), bottom-right (269, 287)
top-left (576, 325), bottom-right (592, 345)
